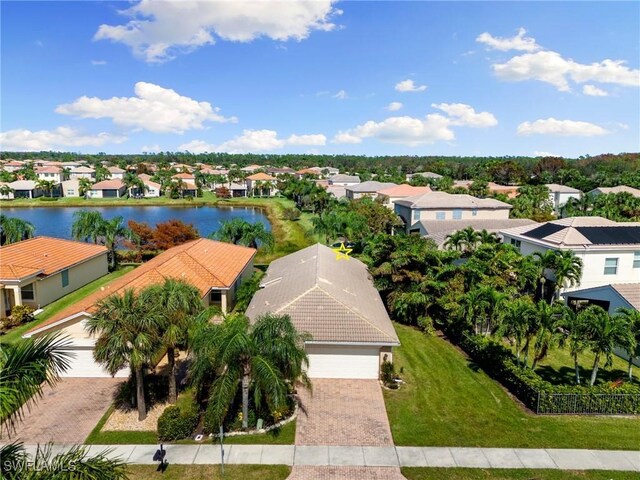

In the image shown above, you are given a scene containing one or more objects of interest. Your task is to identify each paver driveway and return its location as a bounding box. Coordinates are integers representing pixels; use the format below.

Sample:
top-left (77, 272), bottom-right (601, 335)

top-left (289, 379), bottom-right (405, 479)
top-left (8, 378), bottom-right (123, 444)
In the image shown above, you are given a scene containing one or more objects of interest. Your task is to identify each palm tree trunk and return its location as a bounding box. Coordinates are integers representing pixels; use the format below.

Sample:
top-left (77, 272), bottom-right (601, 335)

top-left (523, 338), bottom-right (530, 368)
top-left (573, 352), bottom-right (580, 384)
top-left (590, 353), bottom-right (600, 386)
top-left (241, 372), bottom-right (250, 430)
top-left (135, 367), bottom-right (147, 421)
top-left (629, 357), bottom-right (634, 382)
top-left (167, 346), bottom-right (177, 404)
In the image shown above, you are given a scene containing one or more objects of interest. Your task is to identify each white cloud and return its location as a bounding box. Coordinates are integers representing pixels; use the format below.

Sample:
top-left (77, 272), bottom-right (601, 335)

top-left (395, 79), bottom-right (427, 92)
top-left (141, 144), bottom-right (162, 153)
top-left (492, 50), bottom-right (640, 92)
top-left (431, 103), bottom-right (498, 127)
top-left (178, 129), bottom-right (326, 153)
top-left (0, 127), bottom-right (126, 151)
top-left (517, 118), bottom-right (609, 136)
top-left (533, 151), bottom-right (560, 157)
top-left (582, 84), bottom-right (609, 97)
top-left (91, 60), bottom-right (107, 66)
top-left (95, 0), bottom-right (341, 63)
top-left (386, 102), bottom-right (403, 111)
top-left (333, 89), bottom-right (348, 100)
top-left (333, 103), bottom-right (497, 146)
top-left (56, 82), bottom-right (236, 134)
top-left (476, 27), bottom-right (540, 52)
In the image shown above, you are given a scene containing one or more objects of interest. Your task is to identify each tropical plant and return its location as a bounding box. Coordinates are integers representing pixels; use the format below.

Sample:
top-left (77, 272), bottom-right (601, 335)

top-left (614, 307), bottom-right (640, 382)
top-left (0, 334), bottom-right (72, 433)
top-left (86, 288), bottom-right (161, 420)
top-left (0, 184), bottom-right (14, 198)
top-left (0, 215), bottom-right (35, 245)
top-left (71, 210), bottom-right (104, 244)
top-left (101, 215), bottom-right (137, 270)
top-left (0, 442), bottom-right (128, 479)
top-left (211, 218), bottom-right (274, 250)
top-left (78, 177), bottom-right (94, 197)
top-left (580, 305), bottom-right (636, 386)
top-left (147, 279), bottom-right (206, 404)
top-left (558, 307), bottom-right (589, 384)
top-left (190, 313), bottom-right (310, 430)
top-left (35, 179), bottom-right (57, 198)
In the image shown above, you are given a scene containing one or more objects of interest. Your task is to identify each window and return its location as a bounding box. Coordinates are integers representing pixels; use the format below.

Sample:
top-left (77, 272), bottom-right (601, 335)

top-left (21, 283), bottom-right (35, 301)
top-left (453, 210), bottom-right (462, 220)
top-left (210, 290), bottom-right (222, 306)
top-left (634, 252), bottom-right (640, 269)
top-left (436, 212), bottom-right (445, 220)
top-left (67, 189), bottom-right (75, 195)
top-left (61, 269), bottom-right (69, 287)
top-left (412, 210), bottom-right (420, 222)
top-left (604, 258), bottom-right (618, 275)
top-left (510, 238), bottom-right (521, 248)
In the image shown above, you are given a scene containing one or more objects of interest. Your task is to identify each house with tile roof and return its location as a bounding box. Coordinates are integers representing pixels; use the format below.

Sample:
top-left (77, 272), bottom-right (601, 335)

top-left (588, 185), bottom-right (640, 198)
top-left (415, 218), bottom-right (538, 248)
top-left (69, 165), bottom-right (96, 179)
top-left (246, 172), bottom-right (278, 197)
top-left (501, 217), bottom-right (640, 292)
top-left (23, 239), bottom-right (256, 377)
top-left (35, 166), bottom-right (65, 184)
top-left (247, 243), bottom-right (400, 379)
top-left (106, 166), bottom-right (126, 179)
top-left (87, 179), bottom-right (127, 198)
top-left (7, 180), bottom-right (43, 198)
top-left (328, 174), bottom-right (360, 186)
top-left (345, 181), bottom-right (397, 200)
top-left (376, 184), bottom-right (432, 208)
top-left (1, 237), bottom-right (108, 319)
top-left (545, 183), bottom-right (582, 212)
top-left (395, 191), bottom-right (512, 233)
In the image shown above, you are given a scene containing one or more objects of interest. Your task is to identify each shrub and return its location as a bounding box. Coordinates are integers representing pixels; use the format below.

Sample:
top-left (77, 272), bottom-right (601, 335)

top-left (417, 316), bottom-right (436, 336)
top-left (38, 197), bottom-right (59, 202)
top-left (6, 305), bottom-right (35, 328)
top-left (282, 207), bottom-right (301, 221)
top-left (215, 186), bottom-right (231, 198)
top-left (157, 403), bottom-right (198, 441)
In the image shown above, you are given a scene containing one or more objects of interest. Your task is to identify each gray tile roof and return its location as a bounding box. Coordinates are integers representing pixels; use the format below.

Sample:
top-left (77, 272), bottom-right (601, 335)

top-left (246, 243), bottom-right (399, 345)
top-left (395, 191), bottom-right (512, 209)
top-left (346, 181), bottom-right (397, 193)
top-left (417, 218), bottom-right (539, 247)
top-left (611, 284), bottom-right (640, 310)
top-left (329, 174), bottom-right (361, 184)
top-left (545, 183), bottom-right (582, 194)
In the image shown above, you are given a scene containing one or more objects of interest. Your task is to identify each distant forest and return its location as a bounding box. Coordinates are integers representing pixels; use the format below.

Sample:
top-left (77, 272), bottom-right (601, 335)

top-left (2, 151), bottom-right (639, 190)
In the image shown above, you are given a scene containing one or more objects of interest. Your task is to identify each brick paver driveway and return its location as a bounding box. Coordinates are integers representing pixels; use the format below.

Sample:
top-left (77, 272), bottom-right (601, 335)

top-left (8, 378), bottom-right (123, 444)
top-left (289, 379), bottom-right (406, 479)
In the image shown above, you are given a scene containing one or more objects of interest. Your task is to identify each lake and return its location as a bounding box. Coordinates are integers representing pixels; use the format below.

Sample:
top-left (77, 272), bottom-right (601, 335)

top-left (1, 205), bottom-right (270, 240)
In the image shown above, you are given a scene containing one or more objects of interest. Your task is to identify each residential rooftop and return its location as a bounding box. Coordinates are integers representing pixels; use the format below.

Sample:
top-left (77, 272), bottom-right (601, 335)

top-left (417, 218), bottom-right (538, 247)
top-left (395, 191), bottom-right (512, 210)
top-left (346, 181), bottom-right (397, 193)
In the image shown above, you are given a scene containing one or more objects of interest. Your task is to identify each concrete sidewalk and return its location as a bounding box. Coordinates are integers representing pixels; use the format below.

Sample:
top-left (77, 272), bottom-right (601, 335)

top-left (16, 444), bottom-right (640, 471)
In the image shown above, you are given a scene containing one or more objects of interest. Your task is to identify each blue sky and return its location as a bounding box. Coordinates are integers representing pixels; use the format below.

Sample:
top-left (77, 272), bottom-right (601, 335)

top-left (1, 1), bottom-right (639, 157)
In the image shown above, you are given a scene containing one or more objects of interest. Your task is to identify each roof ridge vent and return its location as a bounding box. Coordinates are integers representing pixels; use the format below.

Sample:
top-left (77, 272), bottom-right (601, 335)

top-left (260, 277), bottom-right (282, 288)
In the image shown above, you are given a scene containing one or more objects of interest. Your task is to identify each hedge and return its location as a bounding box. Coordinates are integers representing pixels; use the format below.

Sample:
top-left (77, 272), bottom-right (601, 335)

top-left (457, 333), bottom-right (640, 415)
top-left (157, 403), bottom-right (199, 441)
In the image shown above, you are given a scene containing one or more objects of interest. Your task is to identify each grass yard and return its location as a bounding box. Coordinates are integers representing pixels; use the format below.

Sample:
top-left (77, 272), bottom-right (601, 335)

top-left (385, 323), bottom-right (640, 449)
top-left (402, 468), bottom-right (640, 480)
top-left (125, 465), bottom-right (290, 480)
top-left (0, 265), bottom-right (135, 344)
top-left (532, 344), bottom-right (638, 386)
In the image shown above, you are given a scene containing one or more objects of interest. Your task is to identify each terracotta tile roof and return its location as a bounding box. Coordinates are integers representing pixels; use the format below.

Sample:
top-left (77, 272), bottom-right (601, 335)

top-left (0, 237), bottom-right (107, 281)
top-left (247, 244), bottom-right (399, 345)
top-left (91, 179), bottom-right (125, 190)
top-left (246, 172), bottom-right (277, 181)
top-left (107, 166), bottom-right (125, 173)
top-left (35, 166), bottom-right (62, 174)
top-left (173, 172), bottom-right (195, 180)
top-left (27, 239), bottom-right (256, 334)
top-left (377, 184), bottom-right (431, 197)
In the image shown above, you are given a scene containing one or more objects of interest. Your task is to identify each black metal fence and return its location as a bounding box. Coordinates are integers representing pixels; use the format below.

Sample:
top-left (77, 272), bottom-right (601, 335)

top-left (535, 392), bottom-right (640, 415)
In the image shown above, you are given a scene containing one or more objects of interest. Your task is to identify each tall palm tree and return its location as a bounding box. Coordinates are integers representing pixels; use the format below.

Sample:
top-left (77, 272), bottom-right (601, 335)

top-left (551, 250), bottom-right (583, 299)
top-left (71, 210), bottom-right (104, 244)
top-left (87, 288), bottom-right (161, 421)
top-left (558, 307), bottom-right (589, 384)
top-left (147, 279), bottom-right (206, 404)
top-left (580, 305), bottom-right (635, 386)
top-left (0, 334), bottom-right (73, 434)
top-left (35, 179), bottom-right (57, 198)
top-left (0, 215), bottom-right (35, 245)
top-left (78, 177), bottom-right (93, 198)
top-left (531, 300), bottom-right (565, 369)
top-left (615, 307), bottom-right (640, 382)
top-left (101, 216), bottom-right (137, 270)
top-left (498, 297), bottom-right (535, 367)
top-left (212, 219), bottom-right (274, 250)
top-left (190, 313), bottom-right (309, 430)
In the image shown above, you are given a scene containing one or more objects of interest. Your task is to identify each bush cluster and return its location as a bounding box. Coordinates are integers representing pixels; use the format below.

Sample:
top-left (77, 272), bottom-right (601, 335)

top-left (157, 403), bottom-right (199, 441)
top-left (1, 305), bottom-right (35, 331)
top-left (457, 333), bottom-right (640, 414)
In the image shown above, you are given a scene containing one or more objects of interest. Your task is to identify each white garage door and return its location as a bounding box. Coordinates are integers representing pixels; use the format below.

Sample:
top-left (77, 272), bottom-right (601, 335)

top-left (60, 348), bottom-right (129, 378)
top-left (305, 345), bottom-right (380, 379)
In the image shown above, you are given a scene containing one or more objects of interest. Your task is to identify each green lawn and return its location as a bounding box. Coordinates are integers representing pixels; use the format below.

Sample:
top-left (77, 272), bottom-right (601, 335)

top-left (531, 343), bottom-right (638, 386)
top-left (222, 420), bottom-right (296, 445)
top-left (0, 266), bottom-right (134, 344)
top-left (125, 465), bottom-right (290, 480)
top-left (385, 323), bottom-right (640, 449)
top-left (402, 468), bottom-right (640, 480)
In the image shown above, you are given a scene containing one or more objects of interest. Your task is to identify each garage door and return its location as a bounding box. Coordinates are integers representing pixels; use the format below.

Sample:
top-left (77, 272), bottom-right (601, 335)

top-left (60, 348), bottom-right (129, 378)
top-left (305, 345), bottom-right (380, 379)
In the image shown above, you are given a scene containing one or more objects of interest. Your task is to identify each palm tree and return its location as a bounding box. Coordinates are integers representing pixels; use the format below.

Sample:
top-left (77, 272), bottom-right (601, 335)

top-left (0, 215), bottom-right (35, 245)
top-left (0, 184), bottom-right (14, 198)
top-left (147, 279), bottom-right (206, 404)
top-left (190, 313), bottom-right (309, 430)
top-left (212, 218), bottom-right (274, 250)
top-left (531, 300), bottom-right (565, 369)
top-left (580, 305), bottom-right (635, 386)
top-left (615, 307), bottom-right (640, 382)
top-left (101, 216), bottom-right (137, 270)
top-left (498, 297), bottom-right (535, 367)
top-left (0, 442), bottom-right (127, 479)
top-left (123, 172), bottom-right (146, 197)
top-left (1, 334), bottom-right (72, 434)
top-left (71, 210), bottom-right (104, 244)
top-left (86, 288), bottom-right (161, 420)
top-left (558, 307), bottom-right (589, 384)
top-left (35, 179), bottom-right (57, 198)
top-left (550, 250), bottom-right (583, 299)
top-left (78, 177), bottom-right (93, 198)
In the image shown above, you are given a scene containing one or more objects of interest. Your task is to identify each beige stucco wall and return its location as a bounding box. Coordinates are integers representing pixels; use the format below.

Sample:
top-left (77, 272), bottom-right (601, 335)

top-left (414, 208), bottom-right (511, 221)
top-left (29, 254), bottom-right (108, 309)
